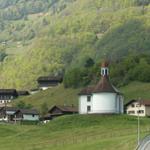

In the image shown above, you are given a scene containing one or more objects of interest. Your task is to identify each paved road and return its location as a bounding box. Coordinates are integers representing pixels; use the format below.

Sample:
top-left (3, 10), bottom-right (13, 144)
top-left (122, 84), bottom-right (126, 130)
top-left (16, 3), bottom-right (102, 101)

top-left (138, 135), bottom-right (150, 150)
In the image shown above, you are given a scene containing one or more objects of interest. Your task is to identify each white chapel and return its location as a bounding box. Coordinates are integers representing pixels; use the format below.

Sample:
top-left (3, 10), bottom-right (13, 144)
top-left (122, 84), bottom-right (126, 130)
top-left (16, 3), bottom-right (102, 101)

top-left (78, 60), bottom-right (124, 114)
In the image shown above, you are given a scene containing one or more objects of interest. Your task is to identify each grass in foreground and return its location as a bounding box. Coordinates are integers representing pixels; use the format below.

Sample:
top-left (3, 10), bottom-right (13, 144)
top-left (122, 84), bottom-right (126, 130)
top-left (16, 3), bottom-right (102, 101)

top-left (0, 115), bottom-right (150, 150)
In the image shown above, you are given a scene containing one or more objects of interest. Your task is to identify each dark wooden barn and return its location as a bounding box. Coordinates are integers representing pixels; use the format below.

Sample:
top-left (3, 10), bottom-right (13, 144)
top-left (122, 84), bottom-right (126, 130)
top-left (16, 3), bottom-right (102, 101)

top-left (37, 76), bottom-right (63, 90)
top-left (48, 105), bottom-right (78, 118)
top-left (0, 89), bottom-right (18, 106)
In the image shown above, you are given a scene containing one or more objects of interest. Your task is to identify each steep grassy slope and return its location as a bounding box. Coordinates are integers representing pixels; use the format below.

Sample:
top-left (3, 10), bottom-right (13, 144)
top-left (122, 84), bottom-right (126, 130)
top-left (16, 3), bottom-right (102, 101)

top-left (14, 82), bottom-right (150, 110)
top-left (0, 115), bottom-right (150, 150)
top-left (0, 0), bottom-right (150, 89)
top-left (121, 81), bottom-right (150, 101)
top-left (14, 85), bottom-right (80, 109)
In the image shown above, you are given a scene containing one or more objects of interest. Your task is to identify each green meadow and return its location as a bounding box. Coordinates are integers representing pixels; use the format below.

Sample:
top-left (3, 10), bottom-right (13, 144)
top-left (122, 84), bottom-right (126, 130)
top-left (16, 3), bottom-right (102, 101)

top-left (0, 115), bottom-right (150, 150)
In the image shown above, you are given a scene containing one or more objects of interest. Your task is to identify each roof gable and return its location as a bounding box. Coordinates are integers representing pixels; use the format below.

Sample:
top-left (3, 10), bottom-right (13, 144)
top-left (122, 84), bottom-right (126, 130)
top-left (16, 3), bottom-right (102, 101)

top-left (49, 105), bottom-right (78, 113)
top-left (125, 99), bottom-right (150, 107)
top-left (0, 89), bottom-right (18, 95)
top-left (15, 109), bottom-right (39, 115)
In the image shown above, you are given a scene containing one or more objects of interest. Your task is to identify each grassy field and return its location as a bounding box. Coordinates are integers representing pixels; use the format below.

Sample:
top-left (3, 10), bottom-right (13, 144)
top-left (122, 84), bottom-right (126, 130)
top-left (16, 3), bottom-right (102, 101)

top-left (0, 115), bottom-right (150, 150)
top-left (14, 81), bottom-right (150, 110)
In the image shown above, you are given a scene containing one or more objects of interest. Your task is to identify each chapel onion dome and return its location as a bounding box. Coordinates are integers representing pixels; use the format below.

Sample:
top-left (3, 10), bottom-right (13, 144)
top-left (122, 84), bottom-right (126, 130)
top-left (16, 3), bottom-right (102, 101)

top-left (101, 60), bottom-right (109, 68)
top-left (93, 60), bottom-right (121, 94)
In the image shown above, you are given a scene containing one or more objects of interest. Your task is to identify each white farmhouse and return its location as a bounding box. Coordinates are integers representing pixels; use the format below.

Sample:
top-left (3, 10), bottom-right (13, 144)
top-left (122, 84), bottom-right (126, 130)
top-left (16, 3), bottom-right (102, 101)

top-left (125, 100), bottom-right (150, 117)
top-left (78, 60), bottom-right (124, 114)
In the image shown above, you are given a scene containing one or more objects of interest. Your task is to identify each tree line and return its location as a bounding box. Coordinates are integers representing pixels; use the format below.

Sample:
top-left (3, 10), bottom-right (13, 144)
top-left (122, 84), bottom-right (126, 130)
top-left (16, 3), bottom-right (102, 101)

top-left (63, 54), bottom-right (150, 88)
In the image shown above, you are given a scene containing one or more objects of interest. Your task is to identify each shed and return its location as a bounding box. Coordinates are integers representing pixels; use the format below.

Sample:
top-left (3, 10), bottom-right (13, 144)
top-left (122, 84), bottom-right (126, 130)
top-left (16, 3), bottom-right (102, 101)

top-left (48, 105), bottom-right (78, 118)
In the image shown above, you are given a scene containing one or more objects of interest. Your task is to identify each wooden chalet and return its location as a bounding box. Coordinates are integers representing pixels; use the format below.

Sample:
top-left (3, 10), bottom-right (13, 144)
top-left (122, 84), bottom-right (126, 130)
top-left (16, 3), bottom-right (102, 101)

top-left (37, 76), bottom-right (63, 90)
top-left (0, 107), bottom-right (39, 122)
top-left (14, 109), bottom-right (39, 121)
top-left (0, 89), bottom-right (18, 106)
top-left (0, 107), bottom-right (18, 122)
top-left (125, 99), bottom-right (150, 117)
top-left (48, 105), bottom-right (78, 118)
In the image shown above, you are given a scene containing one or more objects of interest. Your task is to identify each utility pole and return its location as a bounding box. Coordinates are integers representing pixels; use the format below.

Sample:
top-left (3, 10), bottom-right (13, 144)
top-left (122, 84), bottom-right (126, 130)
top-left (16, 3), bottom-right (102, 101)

top-left (137, 105), bottom-right (140, 146)
top-left (4, 99), bottom-right (7, 121)
top-left (137, 97), bottom-right (141, 147)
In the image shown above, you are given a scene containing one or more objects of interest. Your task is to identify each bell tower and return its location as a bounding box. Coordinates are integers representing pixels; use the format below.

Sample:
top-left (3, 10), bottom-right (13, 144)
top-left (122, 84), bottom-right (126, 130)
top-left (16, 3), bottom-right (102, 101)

top-left (101, 60), bottom-right (109, 76)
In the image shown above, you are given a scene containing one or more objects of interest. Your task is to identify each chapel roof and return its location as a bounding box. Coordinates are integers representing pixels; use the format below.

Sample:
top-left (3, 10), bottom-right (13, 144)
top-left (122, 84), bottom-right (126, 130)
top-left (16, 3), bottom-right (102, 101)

top-left (79, 60), bottom-right (121, 95)
top-left (92, 76), bottom-right (119, 93)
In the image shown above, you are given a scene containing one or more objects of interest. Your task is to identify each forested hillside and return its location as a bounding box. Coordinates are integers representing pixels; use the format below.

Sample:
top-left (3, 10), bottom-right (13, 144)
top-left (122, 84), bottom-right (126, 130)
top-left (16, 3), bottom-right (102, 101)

top-left (0, 0), bottom-right (150, 89)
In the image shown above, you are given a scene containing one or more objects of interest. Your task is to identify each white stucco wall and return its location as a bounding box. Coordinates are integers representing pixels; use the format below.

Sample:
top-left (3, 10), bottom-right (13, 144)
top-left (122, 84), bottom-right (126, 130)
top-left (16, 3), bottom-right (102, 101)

top-left (23, 114), bottom-right (39, 121)
top-left (79, 93), bottom-right (124, 114)
top-left (145, 106), bottom-right (150, 116)
top-left (92, 93), bottom-right (118, 114)
top-left (79, 95), bottom-right (92, 114)
top-left (40, 87), bottom-right (49, 90)
top-left (117, 95), bottom-right (124, 114)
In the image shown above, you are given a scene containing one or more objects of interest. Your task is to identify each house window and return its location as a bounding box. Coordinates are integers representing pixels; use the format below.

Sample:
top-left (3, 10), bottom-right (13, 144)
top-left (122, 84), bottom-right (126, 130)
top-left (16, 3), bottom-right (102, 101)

top-left (136, 104), bottom-right (141, 107)
top-left (128, 111), bottom-right (135, 114)
top-left (137, 110), bottom-right (144, 114)
top-left (131, 104), bottom-right (135, 107)
top-left (87, 106), bottom-right (91, 112)
top-left (32, 114), bottom-right (35, 117)
top-left (87, 96), bottom-right (91, 102)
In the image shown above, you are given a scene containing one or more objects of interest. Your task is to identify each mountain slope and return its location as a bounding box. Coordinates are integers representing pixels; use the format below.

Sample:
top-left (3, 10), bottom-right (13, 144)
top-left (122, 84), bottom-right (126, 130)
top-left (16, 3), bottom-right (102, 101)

top-left (0, 0), bottom-right (150, 89)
